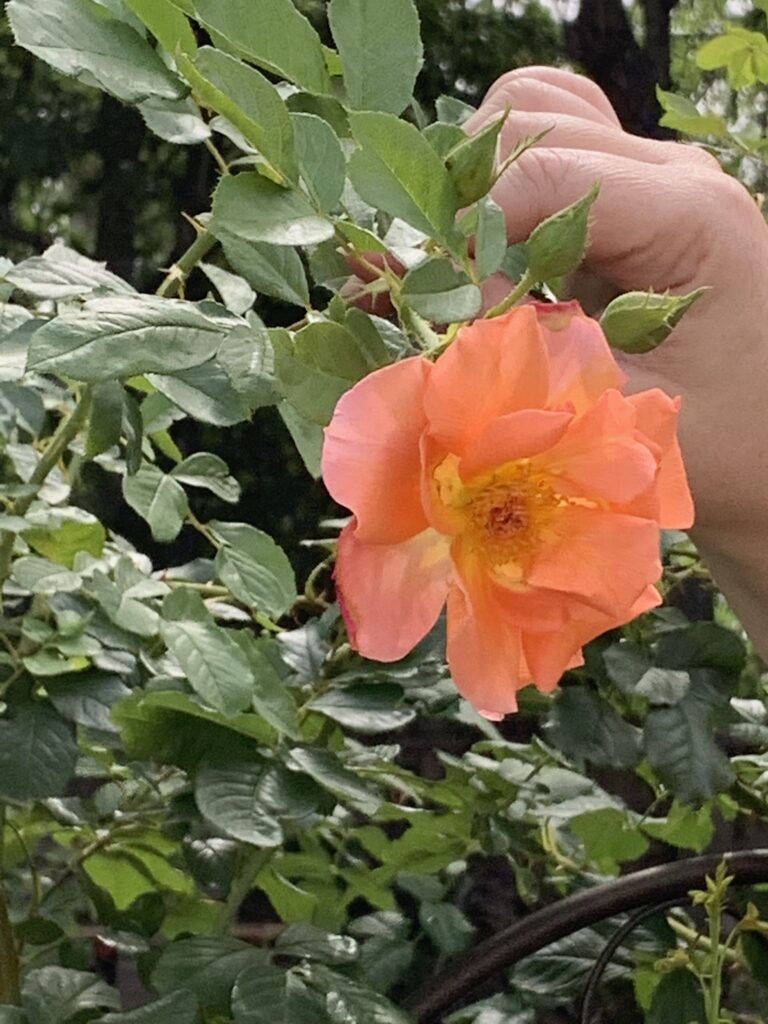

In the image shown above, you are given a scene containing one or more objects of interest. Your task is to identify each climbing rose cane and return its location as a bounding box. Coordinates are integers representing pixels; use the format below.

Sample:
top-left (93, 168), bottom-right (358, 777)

top-left (322, 302), bottom-right (694, 718)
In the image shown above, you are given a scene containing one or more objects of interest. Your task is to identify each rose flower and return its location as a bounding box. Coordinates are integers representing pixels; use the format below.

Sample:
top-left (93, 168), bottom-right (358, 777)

top-left (322, 302), bottom-right (694, 719)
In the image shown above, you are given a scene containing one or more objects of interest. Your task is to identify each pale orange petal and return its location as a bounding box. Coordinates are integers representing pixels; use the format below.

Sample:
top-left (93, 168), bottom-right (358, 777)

top-left (335, 523), bottom-right (451, 662)
top-left (446, 578), bottom-right (524, 719)
top-left (523, 584), bottom-right (660, 692)
top-left (460, 409), bottom-right (573, 480)
top-left (526, 507), bottom-right (661, 616)
top-left (628, 391), bottom-right (694, 528)
top-left (537, 390), bottom-right (658, 504)
top-left (323, 358), bottom-right (431, 544)
top-left (424, 306), bottom-right (550, 454)
top-left (535, 301), bottom-right (626, 413)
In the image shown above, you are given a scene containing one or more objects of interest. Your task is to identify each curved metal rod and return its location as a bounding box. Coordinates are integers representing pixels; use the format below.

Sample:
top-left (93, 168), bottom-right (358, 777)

top-left (579, 899), bottom-right (680, 1023)
top-left (406, 849), bottom-right (768, 1023)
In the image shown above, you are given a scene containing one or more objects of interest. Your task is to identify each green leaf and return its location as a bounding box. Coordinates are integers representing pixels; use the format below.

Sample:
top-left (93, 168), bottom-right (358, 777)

top-left (192, 0), bottom-right (331, 95)
top-left (181, 47), bottom-right (297, 182)
top-left (217, 319), bottom-right (280, 409)
top-left (25, 519), bottom-right (106, 567)
top-left (7, 0), bottom-right (184, 104)
top-left (200, 262), bottom-right (255, 315)
top-left (287, 747), bottom-right (380, 815)
top-left (147, 359), bottom-right (252, 426)
top-left (272, 320), bottom-right (378, 426)
top-left (570, 808), bottom-right (649, 874)
top-left (309, 684), bottom-right (415, 734)
top-left (303, 964), bottom-right (411, 1024)
top-left (512, 929), bottom-right (627, 1003)
top-left (12, 556), bottom-right (81, 595)
top-left (641, 801), bottom-right (714, 852)
top-left (46, 671), bottom-right (131, 732)
top-left (423, 122), bottom-right (466, 158)
top-left (545, 687), bottom-right (641, 768)
top-left (124, 0), bottom-right (197, 55)
top-left (278, 401), bottom-right (324, 478)
top-left (152, 937), bottom-right (270, 1013)
top-left (602, 640), bottom-right (651, 694)
top-left (170, 452), bottom-right (241, 503)
top-left (232, 964), bottom-right (327, 1024)
top-left (21, 967), bottom-right (120, 1024)
top-left (0, 701), bottom-right (77, 801)
top-left (122, 462), bottom-right (189, 543)
top-left (137, 689), bottom-right (275, 747)
top-left (195, 758), bottom-right (283, 846)
top-left (211, 520), bottom-right (297, 618)
top-left (401, 258), bottom-right (481, 323)
top-left (525, 183), bottom-right (599, 280)
top-left (27, 296), bottom-right (233, 381)
top-left (646, 968), bottom-right (706, 1024)
top-left (635, 667), bottom-right (691, 705)
top-left (600, 288), bottom-right (706, 354)
top-left (216, 230), bottom-right (310, 307)
top-left (655, 623), bottom-right (747, 676)
top-left (83, 844), bottom-right (190, 910)
top-left (212, 173), bottom-right (334, 247)
top-left (445, 114), bottom-right (504, 207)
top-left (139, 95), bottom-right (211, 145)
top-left (418, 902), bottom-right (474, 955)
top-left (474, 196), bottom-right (508, 279)
top-left (327, 0), bottom-right (422, 115)
top-left (348, 111), bottom-right (458, 243)
top-left (656, 87), bottom-right (728, 137)
top-left (100, 990), bottom-right (199, 1024)
top-left (160, 618), bottom-right (254, 715)
top-left (234, 635), bottom-right (300, 738)
top-left (86, 380), bottom-right (124, 458)
top-left (292, 113), bottom-right (346, 213)
top-left (644, 692), bottom-right (735, 803)
top-left (435, 95), bottom-right (475, 126)
top-left (5, 244), bottom-right (135, 300)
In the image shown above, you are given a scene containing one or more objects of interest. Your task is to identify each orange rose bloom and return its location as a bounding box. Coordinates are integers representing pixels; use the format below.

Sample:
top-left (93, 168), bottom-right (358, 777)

top-left (322, 302), bottom-right (694, 719)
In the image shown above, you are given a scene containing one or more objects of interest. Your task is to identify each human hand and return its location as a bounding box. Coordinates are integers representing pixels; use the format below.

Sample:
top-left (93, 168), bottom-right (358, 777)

top-left (466, 66), bottom-right (768, 650)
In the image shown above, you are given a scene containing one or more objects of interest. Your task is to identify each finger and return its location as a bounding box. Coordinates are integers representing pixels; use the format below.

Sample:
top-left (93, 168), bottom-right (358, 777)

top-left (492, 146), bottom-right (716, 291)
top-left (466, 73), bottom-right (619, 135)
top-left (498, 109), bottom-right (724, 171)
top-left (485, 66), bottom-right (622, 128)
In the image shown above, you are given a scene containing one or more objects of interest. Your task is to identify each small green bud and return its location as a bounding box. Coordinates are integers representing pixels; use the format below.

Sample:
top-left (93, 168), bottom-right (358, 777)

top-left (601, 288), bottom-right (707, 354)
top-left (525, 182), bottom-right (599, 280)
top-left (445, 113), bottom-right (505, 207)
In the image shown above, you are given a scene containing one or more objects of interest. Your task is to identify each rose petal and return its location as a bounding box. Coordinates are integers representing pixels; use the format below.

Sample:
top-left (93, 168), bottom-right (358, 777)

top-left (526, 506), bottom-right (661, 615)
top-left (424, 306), bottom-right (550, 454)
top-left (538, 390), bottom-right (658, 504)
top-left (323, 357), bottom-right (431, 544)
top-left (336, 523), bottom-right (451, 662)
top-left (628, 390), bottom-right (694, 528)
top-left (460, 408), bottom-right (573, 480)
top-left (535, 300), bottom-right (626, 412)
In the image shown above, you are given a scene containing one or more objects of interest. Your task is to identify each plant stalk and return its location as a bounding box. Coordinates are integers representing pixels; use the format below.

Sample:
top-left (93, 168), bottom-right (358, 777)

top-left (484, 268), bottom-right (536, 318)
top-left (156, 229), bottom-right (218, 299)
top-left (0, 807), bottom-right (20, 1006)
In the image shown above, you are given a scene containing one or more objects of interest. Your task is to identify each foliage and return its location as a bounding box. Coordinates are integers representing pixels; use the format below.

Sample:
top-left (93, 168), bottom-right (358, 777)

top-left (0, 2), bottom-right (767, 1023)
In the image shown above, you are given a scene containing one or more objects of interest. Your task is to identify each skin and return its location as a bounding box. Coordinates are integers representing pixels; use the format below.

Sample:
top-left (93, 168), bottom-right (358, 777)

top-left (465, 66), bottom-right (768, 659)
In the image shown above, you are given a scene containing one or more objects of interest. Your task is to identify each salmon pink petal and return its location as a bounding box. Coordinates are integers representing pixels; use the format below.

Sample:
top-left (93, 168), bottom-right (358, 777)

top-left (335, 523), bottom-right (451, 662)
top-left (446, 578), bottom-right (524, 719)
top-left (523, 628), bottom-right (587, 692)
top-left (523, 584), bottom-right (661, 692)
top-left (424, 306), bottom-right (549, 454)
top-left (628, 391), bottom-right (694, 528)
top-left (323, 357), bottom-right (431, 544)
top-left (460, 409), bottom-right (573, 480)
top-left (539, 390), bottom-right (658, 504)
top-left (534, 301), bottom-right (626, 413)
top-left (526, 507), bottom-right (661, 616)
